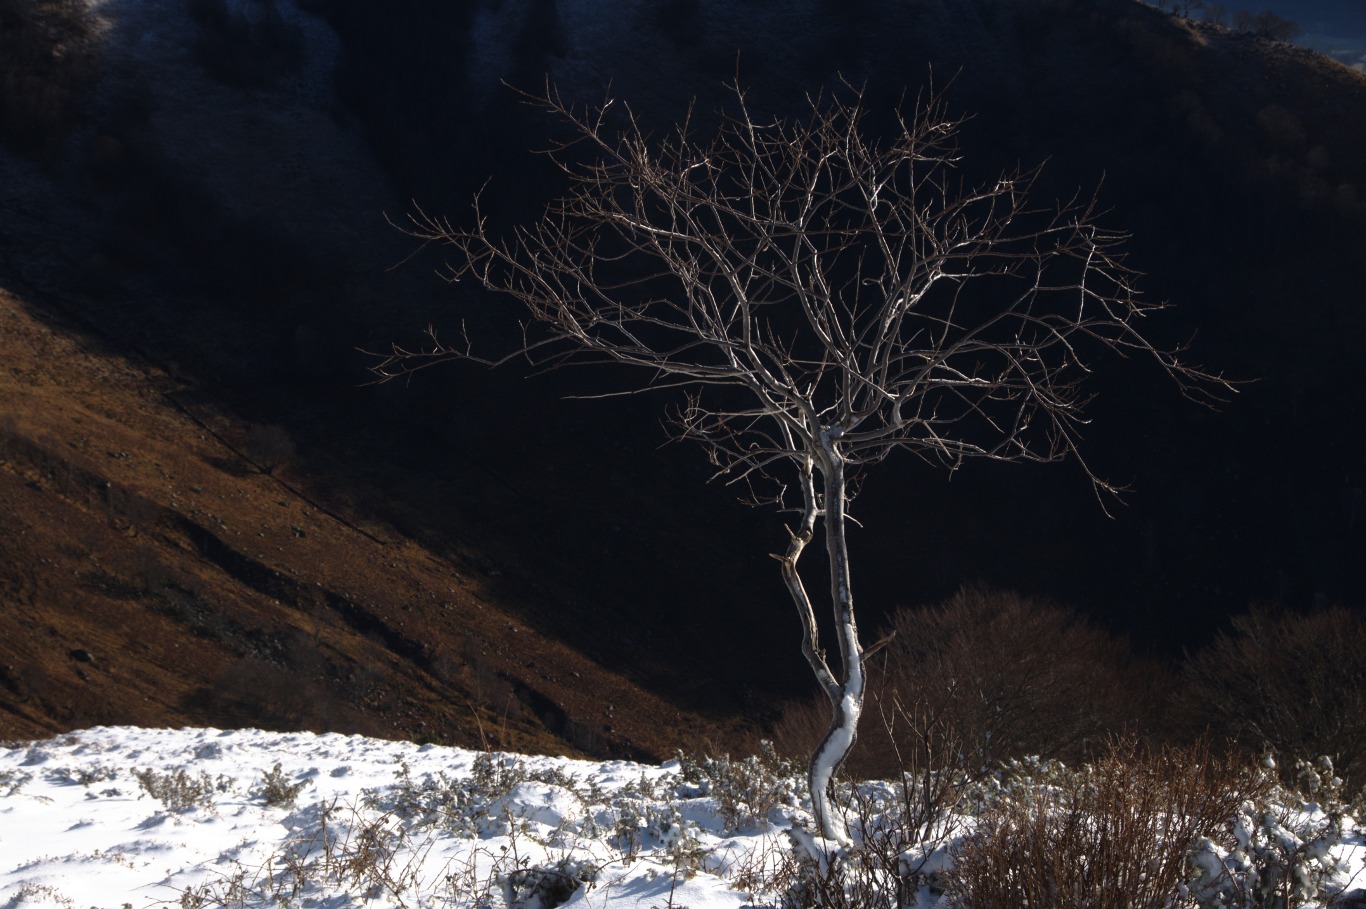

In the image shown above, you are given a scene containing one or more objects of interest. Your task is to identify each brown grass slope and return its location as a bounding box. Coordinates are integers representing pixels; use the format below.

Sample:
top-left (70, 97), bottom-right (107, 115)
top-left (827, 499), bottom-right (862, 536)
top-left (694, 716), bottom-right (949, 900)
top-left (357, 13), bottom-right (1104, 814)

top-left (0, 285), bottom-right (737, 758)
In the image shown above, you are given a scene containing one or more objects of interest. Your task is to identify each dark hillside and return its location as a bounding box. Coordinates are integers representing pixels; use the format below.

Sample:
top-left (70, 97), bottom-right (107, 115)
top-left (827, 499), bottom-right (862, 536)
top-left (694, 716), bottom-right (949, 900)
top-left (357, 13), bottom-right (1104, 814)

top-left (1, 0), bottom-right (1362, 745)
top-left (0, 284), bottom-right (741, 756)
top-left (321, 0), bottom-right (1365, 649)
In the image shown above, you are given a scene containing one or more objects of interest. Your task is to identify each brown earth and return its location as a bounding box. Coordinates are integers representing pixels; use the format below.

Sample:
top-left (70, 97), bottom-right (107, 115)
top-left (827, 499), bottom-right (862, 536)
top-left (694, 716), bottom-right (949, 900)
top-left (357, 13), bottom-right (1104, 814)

top-left (0, 283), bottom-right (741, 758)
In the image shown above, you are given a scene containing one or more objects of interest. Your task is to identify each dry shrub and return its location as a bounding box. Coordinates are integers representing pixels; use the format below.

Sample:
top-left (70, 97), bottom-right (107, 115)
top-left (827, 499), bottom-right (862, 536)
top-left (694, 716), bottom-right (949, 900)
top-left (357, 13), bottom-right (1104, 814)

top-left (1183, 605), bottom-right (1366, 786)
top-left (766, 695), bottom-right (835, 772)
top-left (0, 0), bottom-right (101, 159)
top-left (1256, 103), bottom-right (1307, 155)
top-left (767, 586), bottom-right (1157, 781)
top-left (761, 695), bottom-right (966, 906)
top-left (1234, 9), bottom-right (1299, 41)
top-left (945, 739), bottom-right (1264, 909)
top-left (779, 845), bottom-right (904, 909)
top-left (246, 423), bottom-right (296, 474)
top-left (766, 587), bottom-right (1169, 907)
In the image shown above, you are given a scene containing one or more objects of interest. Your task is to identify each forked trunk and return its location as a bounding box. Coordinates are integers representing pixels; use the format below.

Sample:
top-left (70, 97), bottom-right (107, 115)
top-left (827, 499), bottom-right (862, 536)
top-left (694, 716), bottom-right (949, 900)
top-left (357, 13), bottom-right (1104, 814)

top-left (807, 439), bottom-right (864, 846)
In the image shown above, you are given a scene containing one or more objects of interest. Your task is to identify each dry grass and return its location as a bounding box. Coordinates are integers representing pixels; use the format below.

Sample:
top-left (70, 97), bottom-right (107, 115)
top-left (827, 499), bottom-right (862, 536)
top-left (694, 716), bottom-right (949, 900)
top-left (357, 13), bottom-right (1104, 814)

top-left (944, 739), bottom-right (1266, 909)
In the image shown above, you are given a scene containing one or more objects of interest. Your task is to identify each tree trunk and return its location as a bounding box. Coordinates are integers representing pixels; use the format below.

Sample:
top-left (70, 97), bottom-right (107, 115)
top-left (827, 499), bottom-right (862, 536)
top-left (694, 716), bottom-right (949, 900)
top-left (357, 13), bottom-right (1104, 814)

top-left (806, 434), bottom-right (864, 845)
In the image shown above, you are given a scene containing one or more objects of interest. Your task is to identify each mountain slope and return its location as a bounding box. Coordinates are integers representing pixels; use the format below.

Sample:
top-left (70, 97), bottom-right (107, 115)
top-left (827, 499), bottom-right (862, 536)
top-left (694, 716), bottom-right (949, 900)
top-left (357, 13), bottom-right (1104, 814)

top-left (0, 281), bottom-right (744, 758)
top-left (1, 0), bottom-right (1363, 747)
top-left (328, 0), bottom-right (1366, 644)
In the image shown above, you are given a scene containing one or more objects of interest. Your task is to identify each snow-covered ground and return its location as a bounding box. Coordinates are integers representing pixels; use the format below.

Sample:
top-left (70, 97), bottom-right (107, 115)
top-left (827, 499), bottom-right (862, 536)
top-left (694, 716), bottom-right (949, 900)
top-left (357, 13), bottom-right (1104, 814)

top-left (0, 727), bottom-right (807, 909)
top-left (2, 727), bottom-right (1365, 909)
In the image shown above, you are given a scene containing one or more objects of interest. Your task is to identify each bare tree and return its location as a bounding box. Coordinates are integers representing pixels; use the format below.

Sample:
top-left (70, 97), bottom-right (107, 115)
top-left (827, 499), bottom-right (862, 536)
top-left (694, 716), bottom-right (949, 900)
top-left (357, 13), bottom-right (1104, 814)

top-left (1234, 9), bottom-right (1300, 41)
top-left (1155, 0), bottom-right (1205, 20)
top-left (378, 84), bottom-right (1226, 851)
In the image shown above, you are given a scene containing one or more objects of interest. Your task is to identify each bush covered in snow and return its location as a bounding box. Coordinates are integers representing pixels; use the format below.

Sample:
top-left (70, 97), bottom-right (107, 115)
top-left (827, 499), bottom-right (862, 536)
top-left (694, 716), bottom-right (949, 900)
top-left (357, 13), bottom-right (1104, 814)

top-left (2, 728), bottom-right (1364, 909)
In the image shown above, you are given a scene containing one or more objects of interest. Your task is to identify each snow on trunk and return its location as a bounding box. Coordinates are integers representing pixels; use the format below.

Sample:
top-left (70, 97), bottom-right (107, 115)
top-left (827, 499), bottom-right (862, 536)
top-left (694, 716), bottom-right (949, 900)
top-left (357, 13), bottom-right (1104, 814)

top-left (806, 434), bottom-right (864, 847)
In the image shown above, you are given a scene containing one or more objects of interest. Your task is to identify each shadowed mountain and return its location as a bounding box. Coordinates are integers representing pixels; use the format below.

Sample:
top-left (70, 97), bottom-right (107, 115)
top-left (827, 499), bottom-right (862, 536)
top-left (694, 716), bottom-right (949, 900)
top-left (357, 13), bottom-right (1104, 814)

top-left (1, 0), bottom-right (1362, 748)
